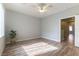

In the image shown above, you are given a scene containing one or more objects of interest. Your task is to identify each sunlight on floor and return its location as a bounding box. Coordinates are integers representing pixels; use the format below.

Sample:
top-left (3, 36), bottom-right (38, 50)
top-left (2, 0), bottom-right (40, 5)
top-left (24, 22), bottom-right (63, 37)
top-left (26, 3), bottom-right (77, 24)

top-left (68, 34), bottom-right (73, 43)
top-left (22, 42), bottom-right (58, 56)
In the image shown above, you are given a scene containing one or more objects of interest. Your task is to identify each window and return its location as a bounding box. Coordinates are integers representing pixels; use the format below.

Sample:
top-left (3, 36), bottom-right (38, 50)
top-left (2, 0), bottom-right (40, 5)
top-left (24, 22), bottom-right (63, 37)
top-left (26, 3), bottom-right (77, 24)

top-left (69, 25), bottom-right (73, 31)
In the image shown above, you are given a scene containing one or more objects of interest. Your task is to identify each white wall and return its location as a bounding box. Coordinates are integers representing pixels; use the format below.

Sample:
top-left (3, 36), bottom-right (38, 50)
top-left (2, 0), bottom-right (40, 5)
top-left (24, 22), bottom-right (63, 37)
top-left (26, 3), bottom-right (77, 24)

top-left (5, 10), bottom-right (41, 42)
top-left (0, 4), bottom-right (5, 55)
top-left (75, 15), bottom-right (79, 47)
top-left (41, 5), bottom-right (79, 42)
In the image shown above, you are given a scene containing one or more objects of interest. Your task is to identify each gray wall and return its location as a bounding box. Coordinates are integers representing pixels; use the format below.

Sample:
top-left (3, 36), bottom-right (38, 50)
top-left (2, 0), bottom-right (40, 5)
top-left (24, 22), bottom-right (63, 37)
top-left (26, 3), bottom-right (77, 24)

top-left (5, 10), bottom-right (41, 42)
top-left (41, 5), bottom-right (79, 42)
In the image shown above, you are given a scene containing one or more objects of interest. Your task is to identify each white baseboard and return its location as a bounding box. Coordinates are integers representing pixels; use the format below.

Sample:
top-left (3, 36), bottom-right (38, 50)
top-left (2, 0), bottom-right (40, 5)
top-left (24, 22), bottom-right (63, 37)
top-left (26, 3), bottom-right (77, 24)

top-left (6, 36), bottom-right (41, 44)
top-left (16, 36), bottom-right (41, 42)
top-left (41, 36), bottom-right (60, 43)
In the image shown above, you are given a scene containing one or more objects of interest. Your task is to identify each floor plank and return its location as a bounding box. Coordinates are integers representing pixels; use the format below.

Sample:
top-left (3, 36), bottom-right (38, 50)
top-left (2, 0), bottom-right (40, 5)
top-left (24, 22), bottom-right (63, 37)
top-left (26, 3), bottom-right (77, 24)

top-left (2, 38), bottom-right (79, 56)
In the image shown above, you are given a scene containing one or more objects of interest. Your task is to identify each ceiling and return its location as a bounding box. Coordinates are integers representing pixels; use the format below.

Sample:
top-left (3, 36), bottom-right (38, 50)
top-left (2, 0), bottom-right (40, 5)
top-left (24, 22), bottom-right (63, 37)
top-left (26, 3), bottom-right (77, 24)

top-left (3, 3), bottom-right (79, 18)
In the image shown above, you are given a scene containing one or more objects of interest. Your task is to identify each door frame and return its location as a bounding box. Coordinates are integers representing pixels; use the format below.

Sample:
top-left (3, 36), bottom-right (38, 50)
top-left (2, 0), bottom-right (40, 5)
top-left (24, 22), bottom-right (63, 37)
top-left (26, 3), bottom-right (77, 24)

top-left (60, 17), bottom-right (75, 45)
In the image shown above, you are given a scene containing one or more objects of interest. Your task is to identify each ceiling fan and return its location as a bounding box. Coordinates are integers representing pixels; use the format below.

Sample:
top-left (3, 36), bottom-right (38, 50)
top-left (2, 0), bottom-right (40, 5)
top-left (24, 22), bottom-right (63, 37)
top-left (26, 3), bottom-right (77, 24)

top-left (37, 3), bottom-right (52, 13)
top-left (23, 3), bottom-right (52, 13)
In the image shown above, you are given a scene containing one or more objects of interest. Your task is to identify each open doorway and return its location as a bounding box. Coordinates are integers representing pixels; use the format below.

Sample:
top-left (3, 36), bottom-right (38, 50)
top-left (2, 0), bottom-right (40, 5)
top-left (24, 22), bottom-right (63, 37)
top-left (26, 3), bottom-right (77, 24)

top-left (61, 17), bottom-right (75, 46)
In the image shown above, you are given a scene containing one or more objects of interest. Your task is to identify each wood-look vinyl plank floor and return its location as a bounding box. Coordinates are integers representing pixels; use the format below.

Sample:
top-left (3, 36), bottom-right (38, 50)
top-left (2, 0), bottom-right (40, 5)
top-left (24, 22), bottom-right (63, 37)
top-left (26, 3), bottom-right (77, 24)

top-left (2, 38), bottom-right (79, 56)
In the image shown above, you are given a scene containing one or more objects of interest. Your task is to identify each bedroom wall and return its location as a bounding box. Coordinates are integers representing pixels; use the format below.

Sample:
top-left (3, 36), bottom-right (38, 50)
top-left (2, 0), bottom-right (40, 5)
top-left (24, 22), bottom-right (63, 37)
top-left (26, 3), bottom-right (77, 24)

top-left (0, 4), bottom-right (5, 55)
top-left (75, 15), bottom-right (79, 47)
top-left (41, 5), bottom-right (79, 42)
top-left (5, 10), bottom-right (41, 42)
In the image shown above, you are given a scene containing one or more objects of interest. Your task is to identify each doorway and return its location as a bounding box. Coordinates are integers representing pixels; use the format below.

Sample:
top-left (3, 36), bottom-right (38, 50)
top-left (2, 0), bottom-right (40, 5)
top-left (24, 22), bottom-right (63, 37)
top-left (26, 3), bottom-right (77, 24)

top-left (61, 17), bottom-right (75, 46)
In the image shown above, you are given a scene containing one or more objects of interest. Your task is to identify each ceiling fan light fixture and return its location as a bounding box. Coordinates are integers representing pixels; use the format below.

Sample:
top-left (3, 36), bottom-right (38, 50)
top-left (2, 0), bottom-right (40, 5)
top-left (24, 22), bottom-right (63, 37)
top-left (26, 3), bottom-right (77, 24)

top-left (38, 3), bottom-right (49, 13)
top-left (39, 9), bottom-right (46, 13)
top-left (38, 7), bottom-right (47, 13)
